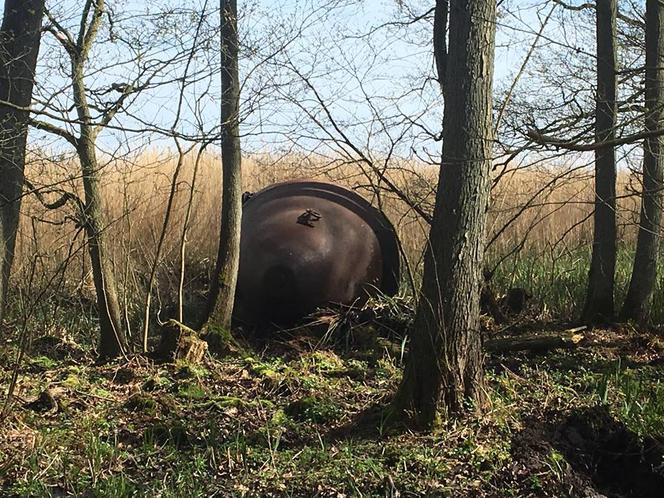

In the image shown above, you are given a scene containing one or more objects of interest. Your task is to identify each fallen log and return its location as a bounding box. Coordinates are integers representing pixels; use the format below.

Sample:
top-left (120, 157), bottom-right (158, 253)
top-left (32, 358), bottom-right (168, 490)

top-left (485, 326), bottom-right (586, 353)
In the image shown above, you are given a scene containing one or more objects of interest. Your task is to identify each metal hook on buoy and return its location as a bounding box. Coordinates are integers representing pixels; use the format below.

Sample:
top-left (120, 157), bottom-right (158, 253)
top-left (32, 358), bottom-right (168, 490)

top-left (296, 209), bottom-right (322, 227)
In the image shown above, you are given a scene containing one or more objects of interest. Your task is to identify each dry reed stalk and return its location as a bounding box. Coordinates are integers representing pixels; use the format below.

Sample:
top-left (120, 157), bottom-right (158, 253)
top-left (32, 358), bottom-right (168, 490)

top-left (12, 150), bottom-right (643, 309)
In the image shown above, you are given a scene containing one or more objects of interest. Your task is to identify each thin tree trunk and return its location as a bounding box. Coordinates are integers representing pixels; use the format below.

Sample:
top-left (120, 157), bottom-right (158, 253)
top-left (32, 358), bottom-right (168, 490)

top-left (203, 0), bottom-right (242, 331)
top-left (141, 142), bottom-right (186, 352)
top-left (582, 0), bottom-right (618, 324)
top-left (393, 0), bottom-right (496, 428)
top-left (621, 0), bottom-right (664, 324)
top-left (179, 144), bottom-right (209, 323)
top-left (70, 0), bottom-right (126, 358)
top-left (0, 0), bottom-right (45, 319)
top-left (78, 136), bottom-right (127, 358)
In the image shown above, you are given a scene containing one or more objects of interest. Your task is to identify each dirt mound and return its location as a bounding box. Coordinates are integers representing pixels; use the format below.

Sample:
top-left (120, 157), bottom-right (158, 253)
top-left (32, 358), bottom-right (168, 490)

top-left (510, 406), bottom-right (664, 498)
top-left (554, 406), bottom-right (664, 498)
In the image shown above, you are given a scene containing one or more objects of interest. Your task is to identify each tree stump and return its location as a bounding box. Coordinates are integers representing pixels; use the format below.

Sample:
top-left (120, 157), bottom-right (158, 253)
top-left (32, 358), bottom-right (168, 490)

top-left (158, 319), bottom-right (208, 363)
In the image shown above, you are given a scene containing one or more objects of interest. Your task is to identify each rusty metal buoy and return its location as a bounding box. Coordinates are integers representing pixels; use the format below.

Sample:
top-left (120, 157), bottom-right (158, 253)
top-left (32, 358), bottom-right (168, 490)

top-left (234, 180), bottom-right (400, 325)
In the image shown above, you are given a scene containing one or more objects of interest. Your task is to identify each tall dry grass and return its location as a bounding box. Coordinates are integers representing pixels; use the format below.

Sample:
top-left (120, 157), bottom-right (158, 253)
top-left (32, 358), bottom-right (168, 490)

top-left (11, 148), bottom-right (646, 326)
top-left (488, 165), bottom-right (640, 255)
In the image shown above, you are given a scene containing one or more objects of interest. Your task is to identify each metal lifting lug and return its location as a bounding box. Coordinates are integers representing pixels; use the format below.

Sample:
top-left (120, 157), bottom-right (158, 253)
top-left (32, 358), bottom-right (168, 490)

top-left (296, 208), bottom-right (322, 227)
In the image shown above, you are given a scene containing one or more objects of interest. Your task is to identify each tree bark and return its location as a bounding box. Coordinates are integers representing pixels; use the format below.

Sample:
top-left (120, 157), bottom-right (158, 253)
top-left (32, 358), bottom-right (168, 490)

top-left (71, 0), bottom-right (126, 358)
top-left (78, 136), bottom-right (127, 358)
top-left (0, 0), bottom-right (45, 319)
top-left (433, 0), bottom-right (448, 93)
top-left (203, 0), bottom-right (242, 331)
top-left (393, 0), bottom-right (496, 428)
top-left (582, 0), bottom-right (618, 324)
top-left (621, 0), bottom-right (664, 324)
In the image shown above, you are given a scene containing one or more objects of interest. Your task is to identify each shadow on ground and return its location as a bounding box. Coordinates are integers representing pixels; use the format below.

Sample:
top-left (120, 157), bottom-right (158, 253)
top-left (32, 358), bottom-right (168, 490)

top-left (510, 405), bottom-right (664, 498)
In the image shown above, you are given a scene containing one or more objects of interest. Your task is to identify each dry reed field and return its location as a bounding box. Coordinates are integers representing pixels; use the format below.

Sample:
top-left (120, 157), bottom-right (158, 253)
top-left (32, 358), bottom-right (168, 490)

top-left (11, 149), bottom-right (647, 321)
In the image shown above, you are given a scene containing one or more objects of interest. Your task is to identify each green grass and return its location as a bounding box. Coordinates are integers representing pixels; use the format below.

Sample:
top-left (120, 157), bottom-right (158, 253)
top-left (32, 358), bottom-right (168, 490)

top-left (591, 359), bottom-right (664, 437)
top-left (3, 323), bottom-right (664, 497)
top-left (489, 244), bottom-right (664, 323)
top-left (4, 244), bottom-right (664, 496)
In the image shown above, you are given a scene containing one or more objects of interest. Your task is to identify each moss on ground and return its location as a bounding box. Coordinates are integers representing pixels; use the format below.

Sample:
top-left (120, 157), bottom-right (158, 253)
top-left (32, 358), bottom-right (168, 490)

top-left (2, 325), bottom-right (664, 496)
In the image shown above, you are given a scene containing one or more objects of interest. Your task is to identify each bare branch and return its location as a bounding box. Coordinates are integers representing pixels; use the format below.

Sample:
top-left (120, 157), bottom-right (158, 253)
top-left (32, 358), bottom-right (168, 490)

top-left (29, 118), bottom-right (78, 146)
top-left (526, 125), bottom-right (664, 151)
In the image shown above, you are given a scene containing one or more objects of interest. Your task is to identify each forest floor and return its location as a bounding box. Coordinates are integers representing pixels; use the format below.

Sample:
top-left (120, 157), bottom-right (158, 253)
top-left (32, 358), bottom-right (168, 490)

top-left (2, 310), bottom-right (664, 497)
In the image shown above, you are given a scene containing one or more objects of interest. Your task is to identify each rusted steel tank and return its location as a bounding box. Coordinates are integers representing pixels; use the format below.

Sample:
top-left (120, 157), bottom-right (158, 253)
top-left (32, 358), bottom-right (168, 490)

top-left (235, 180), bottom-right (400, 325)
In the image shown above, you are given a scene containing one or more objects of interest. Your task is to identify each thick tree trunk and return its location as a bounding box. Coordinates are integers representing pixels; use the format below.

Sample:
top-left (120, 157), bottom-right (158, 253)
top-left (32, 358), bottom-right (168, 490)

top-left (582, 0), bottom-right (617, 324)
top-left (204, 0), bottom-right (242, 331)
top-left (0, 0), bottom-right (45, 319)
top-left (393, 0), bottom-right (496, 428)
top-left (433, 0), bottom-right (448, 92)
top-left (621, 0), bottom-right (664, 324)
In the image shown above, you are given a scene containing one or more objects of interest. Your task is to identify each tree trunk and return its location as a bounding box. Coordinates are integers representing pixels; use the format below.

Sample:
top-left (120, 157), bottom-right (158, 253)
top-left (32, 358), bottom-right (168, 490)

top-left (78, 136), bottom-right (127, 358)
top-left (69, 0), bottom-right (126, 358)
top-left (0, 0), bottom-right (45, 319)
top-left (392, 0), bottom-right (496, 428)
top-left (203, 0), bottom-right (242, 331)
top-left (582, 0), bottom-right (618, 324)
top-left (621, 0), bottom-right (664, 324)
top-left (433, 0), bottom-right (448, 93)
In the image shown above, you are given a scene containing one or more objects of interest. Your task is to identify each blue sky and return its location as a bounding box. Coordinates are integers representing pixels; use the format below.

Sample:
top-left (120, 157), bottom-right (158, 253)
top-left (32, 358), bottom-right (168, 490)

top-left (0, 0), bottom-right (594, 159)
